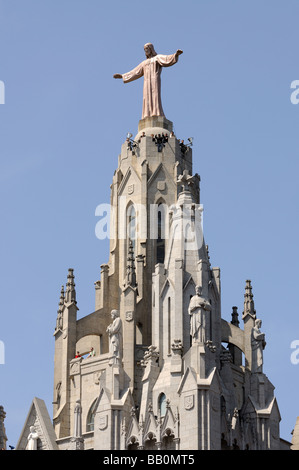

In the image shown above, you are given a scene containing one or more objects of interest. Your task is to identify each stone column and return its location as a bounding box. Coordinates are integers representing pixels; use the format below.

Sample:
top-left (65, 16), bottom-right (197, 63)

top-left (121, 285), bottom-right (137, 390)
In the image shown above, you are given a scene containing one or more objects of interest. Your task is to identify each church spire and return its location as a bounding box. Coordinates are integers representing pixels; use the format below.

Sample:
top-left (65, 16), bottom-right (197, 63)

top-left (65, 268), bottom-right (77, 304)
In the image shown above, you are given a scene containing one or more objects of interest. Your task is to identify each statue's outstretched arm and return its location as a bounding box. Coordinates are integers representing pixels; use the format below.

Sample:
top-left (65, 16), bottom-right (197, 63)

top-left (175, 49), bottom-right (183, 59)
top-left (156, 50), bottom-right (183, 68)
top-left (113, 62), bottom-right (144, 83)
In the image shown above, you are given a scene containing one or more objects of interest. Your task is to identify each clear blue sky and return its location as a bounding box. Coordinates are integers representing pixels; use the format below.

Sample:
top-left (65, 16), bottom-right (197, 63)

top-left (0, 0), bottom-right (299, 447)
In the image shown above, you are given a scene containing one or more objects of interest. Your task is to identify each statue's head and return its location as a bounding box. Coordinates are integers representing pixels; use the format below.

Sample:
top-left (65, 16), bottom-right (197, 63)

top-left (195, 285), bottom-right (202, 295)
top-left (144, 43), bottom-right (157, 58)
top-left (111, 309), bottom-right (119, 319)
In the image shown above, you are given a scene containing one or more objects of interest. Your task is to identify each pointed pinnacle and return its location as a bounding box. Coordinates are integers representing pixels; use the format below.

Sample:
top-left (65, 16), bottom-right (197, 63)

top-left (59, 285), bottom-right (65, 307)
top-left (243, 279), bottom-right (256, 319)
top-left (66, 268), bottom-right (77, 304)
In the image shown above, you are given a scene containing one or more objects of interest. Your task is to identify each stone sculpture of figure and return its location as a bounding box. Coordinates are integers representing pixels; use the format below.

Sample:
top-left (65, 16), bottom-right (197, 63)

top-left (106, 309), bottom-right (123, 364)
top-left (26, 425), bottom-right (39, 450)
top-left (55, 311), bottom-right (63, 331)
top-left (251, 319), bottom-right (266, 373)
top-left (231, 408), bottom-right (239, 431)
top-left (73, 399), bottom-right (82, 438)
top-left (188, 285), bottom-right (211, 344)
top-left (113, 43), bottom-right (183, 119)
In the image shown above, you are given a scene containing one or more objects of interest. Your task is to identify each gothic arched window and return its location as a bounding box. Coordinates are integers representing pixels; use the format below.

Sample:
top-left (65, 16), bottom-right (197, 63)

top-left (156, 203), bottom-right (165, 264)
top-left (86, 399), bottom-right (97, 432)
top-left (158, 393), bottom-right (167, 418)
top-left (127, 204), bottom-right (136, 255)
top-left (168, 297), bottom-right (171, 355)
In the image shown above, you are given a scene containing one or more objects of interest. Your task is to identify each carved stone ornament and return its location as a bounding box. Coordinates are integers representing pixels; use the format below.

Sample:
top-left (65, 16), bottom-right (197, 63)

top-left (184, 394), bottom-right (194, 410)
top-left (94, 371), bottom-right (102, 385)
top-left (98, 414), bottom-right (108, 431)
top-left (125, 311), bottom-right (134, 322)
top-left (70, 360), bottom-right (80, 376)
top-left (157, 181), bottom-right (166, 191)
top-left (171, 339), bottom-right (183, 354)
top-left (128, 184), bottom-right (134, 195)
top-left (140, 345), bottom-right (159, 367)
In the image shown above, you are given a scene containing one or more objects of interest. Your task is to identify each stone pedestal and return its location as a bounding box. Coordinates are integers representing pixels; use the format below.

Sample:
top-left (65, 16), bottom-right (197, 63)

top-left (138, 115), bottom-right (173, 133)
top-left (69, 436), bottom-right (84, 450)
top-left (135, 116), bottom-right (174, 142)
top-left (189, 343), bottom-right (206, 379)
top-left (106, 363), bottom-right (124, 400)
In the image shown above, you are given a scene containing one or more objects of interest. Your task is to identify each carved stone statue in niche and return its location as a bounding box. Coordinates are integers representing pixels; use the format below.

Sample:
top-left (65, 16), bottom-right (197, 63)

top-left (188, 285), bottom-right (211, 344)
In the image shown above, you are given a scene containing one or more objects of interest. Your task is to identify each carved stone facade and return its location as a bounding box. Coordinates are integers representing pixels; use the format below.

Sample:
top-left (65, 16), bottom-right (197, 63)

top-left (16, 115), bottom-right (289, 450)
top-left (16, 398), bottom-right (58, 450)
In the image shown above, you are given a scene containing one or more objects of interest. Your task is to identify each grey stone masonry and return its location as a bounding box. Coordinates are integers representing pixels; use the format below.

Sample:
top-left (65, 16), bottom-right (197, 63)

top-left (27, 115), bottom-right (287, 450)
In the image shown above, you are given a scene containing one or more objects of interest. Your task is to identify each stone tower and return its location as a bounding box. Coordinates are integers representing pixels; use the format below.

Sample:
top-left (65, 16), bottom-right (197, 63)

top-left (50, 113), bottom-right (283, 450)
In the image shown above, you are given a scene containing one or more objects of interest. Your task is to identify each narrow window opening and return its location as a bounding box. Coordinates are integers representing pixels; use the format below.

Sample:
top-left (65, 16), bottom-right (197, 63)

top-left (168, 297), bottom-right (171, 355)
top-left (156, 204), bottom-right (165, 264)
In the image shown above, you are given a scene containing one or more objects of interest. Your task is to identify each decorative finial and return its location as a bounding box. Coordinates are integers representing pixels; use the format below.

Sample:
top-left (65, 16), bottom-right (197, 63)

top-left (243, 279), bottom-right (256, 319)
top-left (59, 285), bottom-right (65, 308)
top-left (55, 285), bottom-right (65, 332)
top-left (231, 306), bottom-right (240, 327)
top-left (176, 170), bottom-right (194, 193)
top-left (65, 268), bottom-right (77, 304)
